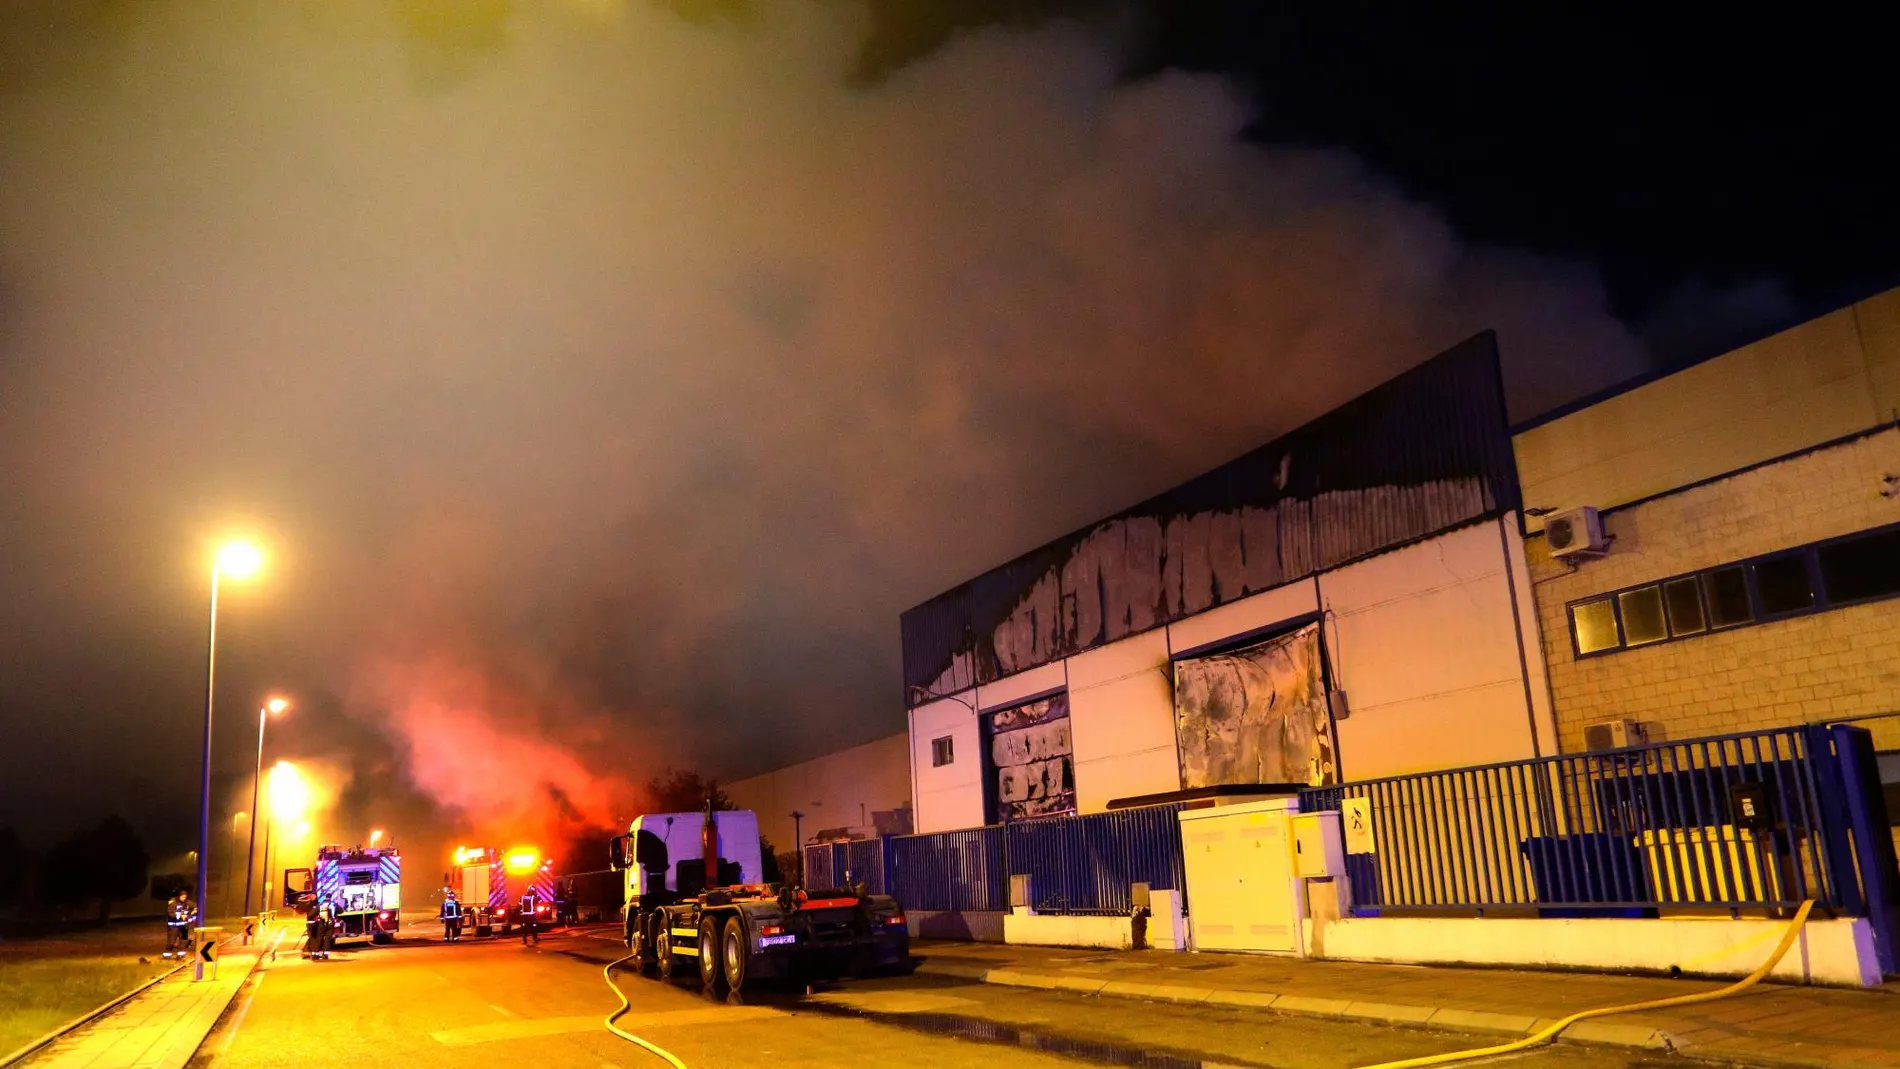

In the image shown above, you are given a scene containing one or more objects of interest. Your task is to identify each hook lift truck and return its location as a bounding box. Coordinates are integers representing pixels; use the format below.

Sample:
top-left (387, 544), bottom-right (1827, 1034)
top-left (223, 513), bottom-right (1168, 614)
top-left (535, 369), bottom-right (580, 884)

top-left (608, 806), bottom-right (910, 994)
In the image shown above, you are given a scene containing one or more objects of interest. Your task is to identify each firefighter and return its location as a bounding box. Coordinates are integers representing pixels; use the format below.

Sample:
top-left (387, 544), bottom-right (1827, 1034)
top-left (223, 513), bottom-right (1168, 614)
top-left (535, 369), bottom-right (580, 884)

top-left (162, 891), bottom-right (194, 960)
top-left (303, 900), bottom-right (320, 958)
top-left (440, 890), bottom-right (463, 942)
top-left (310, 898), bottom-right (337, 960)
top-left (517, 889), bottom-right (541, 945)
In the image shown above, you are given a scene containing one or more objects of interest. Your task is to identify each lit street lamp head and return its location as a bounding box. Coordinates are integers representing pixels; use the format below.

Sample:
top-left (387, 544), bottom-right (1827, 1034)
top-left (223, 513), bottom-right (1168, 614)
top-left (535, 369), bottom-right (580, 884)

top-left (266, 696), bottom-right (290, 714)
top-left (214, 539), bottom-right (265, 580)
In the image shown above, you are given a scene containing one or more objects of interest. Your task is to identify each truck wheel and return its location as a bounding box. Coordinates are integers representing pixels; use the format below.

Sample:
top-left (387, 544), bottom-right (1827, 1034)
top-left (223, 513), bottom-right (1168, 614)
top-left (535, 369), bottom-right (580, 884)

top-left (698, 916), bottom-right (726, 992)
top-left (721, 917), bottom-right (750, 993)
top-left (656, 926), bottom-right (679, 983)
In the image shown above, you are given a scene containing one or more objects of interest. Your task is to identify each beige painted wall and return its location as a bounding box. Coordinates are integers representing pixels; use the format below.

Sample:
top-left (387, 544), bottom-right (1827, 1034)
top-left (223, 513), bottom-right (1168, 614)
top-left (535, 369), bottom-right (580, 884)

top-left (1515, 286), bottom-right (1900, 529)
top-left (1323, 517), bottom-right (1557, 778)
top-left (1527, 426), bottom-right (1900, 750)
top-left (724, 732), bottom-right (913, 851)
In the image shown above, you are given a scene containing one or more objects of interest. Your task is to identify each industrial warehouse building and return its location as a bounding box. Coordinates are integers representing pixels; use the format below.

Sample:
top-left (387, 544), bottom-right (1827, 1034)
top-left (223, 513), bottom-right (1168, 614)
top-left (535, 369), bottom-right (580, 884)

top-left (1515, 287), bottom-right (1900, 759)
top-left (899, 333), bottom-right (1557, 833)
top-left (881, 285), bottom-right (1900, 836)
top-left (737, 286), bottom-right (1900, 956)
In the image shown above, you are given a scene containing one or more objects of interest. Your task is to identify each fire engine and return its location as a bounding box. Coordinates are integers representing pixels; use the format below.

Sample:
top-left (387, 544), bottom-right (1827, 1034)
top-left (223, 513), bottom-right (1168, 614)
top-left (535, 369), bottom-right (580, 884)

top-left (287, 844), bottom-right (402, 945)
top-left (445, 845), bottom-right (558, 936)
top-left (609, 808), bottom-right (909, 994)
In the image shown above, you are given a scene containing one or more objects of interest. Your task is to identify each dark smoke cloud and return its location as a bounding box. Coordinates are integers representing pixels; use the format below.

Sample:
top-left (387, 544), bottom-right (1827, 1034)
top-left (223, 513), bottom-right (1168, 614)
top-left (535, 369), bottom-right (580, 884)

top-left (1, 1), bottom-right (1649, 846)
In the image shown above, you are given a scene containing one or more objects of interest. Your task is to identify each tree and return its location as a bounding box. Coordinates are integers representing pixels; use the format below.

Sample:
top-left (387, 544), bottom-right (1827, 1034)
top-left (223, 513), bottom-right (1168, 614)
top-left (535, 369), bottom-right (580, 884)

top-left (36, 816), bottom-right (150, 922)
top-left (0, 826), bottom-right (30, 909)
top-left (644, 768), bottom-right (732, 814)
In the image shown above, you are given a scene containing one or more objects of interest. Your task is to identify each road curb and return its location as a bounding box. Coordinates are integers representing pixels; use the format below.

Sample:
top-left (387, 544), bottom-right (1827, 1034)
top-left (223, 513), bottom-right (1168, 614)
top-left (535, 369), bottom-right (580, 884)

top-left (915, 959), bottom-right (1684, 1057)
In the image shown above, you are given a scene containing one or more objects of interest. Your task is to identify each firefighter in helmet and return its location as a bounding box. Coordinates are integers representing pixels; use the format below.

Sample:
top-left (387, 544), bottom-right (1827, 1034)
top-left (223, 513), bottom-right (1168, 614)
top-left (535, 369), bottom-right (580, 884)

top-left (163, 890), bottom-right (194, 960)
top-left (440, 889), bottom-right (463, 942)
top-left (517, 888), bottom-right (542, 945)
top-left (309, 896), bottom-right (337, 960)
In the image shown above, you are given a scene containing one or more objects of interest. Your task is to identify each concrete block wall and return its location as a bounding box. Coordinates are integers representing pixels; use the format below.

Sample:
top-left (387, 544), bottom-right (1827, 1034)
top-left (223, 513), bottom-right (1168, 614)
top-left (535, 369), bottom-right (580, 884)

top-left (1528, 426), bottom-right (1900, 750)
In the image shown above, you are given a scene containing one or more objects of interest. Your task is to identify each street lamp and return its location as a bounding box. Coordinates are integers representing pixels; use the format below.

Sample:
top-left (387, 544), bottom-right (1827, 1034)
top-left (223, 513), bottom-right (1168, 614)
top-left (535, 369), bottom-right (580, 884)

top-left (195, 538), bottom-right (264, 979)
top-left (242, 695), bottom-right (290, 927)
top-left (227, 812), bottom-right (246, 919)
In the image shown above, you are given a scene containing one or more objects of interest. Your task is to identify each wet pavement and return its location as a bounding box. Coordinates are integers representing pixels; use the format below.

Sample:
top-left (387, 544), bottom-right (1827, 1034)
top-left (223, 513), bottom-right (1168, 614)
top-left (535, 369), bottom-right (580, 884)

top-left (179, 924), bottom-right (1720, 1068)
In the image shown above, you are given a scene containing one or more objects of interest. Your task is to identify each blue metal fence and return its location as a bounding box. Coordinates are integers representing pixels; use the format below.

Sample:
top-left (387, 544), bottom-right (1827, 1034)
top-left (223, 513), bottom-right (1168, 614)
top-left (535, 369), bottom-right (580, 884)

top-left (1002, 804), bottom-right (1189, 915)
top-left (878, 805), bottom-right (1187, 916)
top-left (1299, 726), bottom-right (1850, 914)
top-left (886, 827), bottom-right (1008, 911)
top-left (800, 838), bottom-right (890, 895)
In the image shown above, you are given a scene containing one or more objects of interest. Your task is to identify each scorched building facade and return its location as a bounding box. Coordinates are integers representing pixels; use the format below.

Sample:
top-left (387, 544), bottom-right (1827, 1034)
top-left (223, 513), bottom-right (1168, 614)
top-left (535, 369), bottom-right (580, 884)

top-left (901, 334), bottom-right (1562, 834)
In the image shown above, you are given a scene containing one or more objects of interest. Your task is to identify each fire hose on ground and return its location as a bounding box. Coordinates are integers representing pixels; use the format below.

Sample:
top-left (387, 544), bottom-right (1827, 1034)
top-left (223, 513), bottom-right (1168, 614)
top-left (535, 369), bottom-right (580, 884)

top-left (604, 951), bottom-right (690, 1069)
top-left (1350, 898), bottom-right (1816, 1069)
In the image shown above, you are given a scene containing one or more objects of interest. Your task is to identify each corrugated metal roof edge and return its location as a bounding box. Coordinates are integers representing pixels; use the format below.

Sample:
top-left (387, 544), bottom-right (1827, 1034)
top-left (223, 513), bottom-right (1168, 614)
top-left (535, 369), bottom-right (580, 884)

top-left (898, 330), bottom-right (1508, 623)
top-left (902, 509), bottom-right (1515, 709)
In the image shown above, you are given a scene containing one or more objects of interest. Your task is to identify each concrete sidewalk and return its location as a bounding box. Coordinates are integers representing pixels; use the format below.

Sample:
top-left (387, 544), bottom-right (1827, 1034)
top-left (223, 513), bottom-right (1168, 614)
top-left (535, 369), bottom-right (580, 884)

top-left (915, 940), bottom-right (1900, 1069)
top-left (19, 931), bottom-right (279, 1069)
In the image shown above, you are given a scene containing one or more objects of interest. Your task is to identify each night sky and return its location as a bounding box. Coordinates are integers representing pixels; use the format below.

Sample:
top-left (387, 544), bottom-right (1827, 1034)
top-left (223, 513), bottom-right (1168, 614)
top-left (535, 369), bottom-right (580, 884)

top-left (2, 1), bottom-right (1892, 862)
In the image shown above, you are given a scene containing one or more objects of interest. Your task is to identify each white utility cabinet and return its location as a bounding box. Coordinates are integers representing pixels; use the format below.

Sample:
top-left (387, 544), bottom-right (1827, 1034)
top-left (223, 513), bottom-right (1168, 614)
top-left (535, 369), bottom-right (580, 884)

top-left (1177, 796), bottom-right (1303, 954)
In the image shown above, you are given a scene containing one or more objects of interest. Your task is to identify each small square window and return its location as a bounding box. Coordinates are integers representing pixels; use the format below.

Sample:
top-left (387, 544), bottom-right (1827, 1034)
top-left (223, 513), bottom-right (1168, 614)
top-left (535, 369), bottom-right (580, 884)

top-left (1753, 553), bottom-right (1815, 616)
top-left (931, 736), bottom-right (954, 767)
top-left (1571, 598), bottom-right (1621, 654)
top-left (1664, 577), bottom-right (1706, 636)
top-left (1704, 567), bottom-right (1752, 628)
top-left (1617, 586), bottom-right (1667, 646)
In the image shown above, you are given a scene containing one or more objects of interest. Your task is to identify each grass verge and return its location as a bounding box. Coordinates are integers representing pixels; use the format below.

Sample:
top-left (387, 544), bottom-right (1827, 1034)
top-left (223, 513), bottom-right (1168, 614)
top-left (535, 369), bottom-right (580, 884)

top-left (0, 933), bottom-right (173, 1057)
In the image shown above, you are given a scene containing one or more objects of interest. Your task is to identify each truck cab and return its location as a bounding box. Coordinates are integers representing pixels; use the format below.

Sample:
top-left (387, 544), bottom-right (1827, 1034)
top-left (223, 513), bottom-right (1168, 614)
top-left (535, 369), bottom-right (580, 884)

top-left (613, 810), bottom-right (764, 905)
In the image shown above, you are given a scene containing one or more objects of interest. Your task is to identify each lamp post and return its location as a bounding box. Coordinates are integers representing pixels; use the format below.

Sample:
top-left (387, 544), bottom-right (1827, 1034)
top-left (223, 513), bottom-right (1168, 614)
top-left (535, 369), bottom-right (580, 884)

top-left (195, 539), bottom-right (263, 980)
top-left (242, 696), bottom-right (290, 927)
top-left (226, 812), bottom-right (245, 919)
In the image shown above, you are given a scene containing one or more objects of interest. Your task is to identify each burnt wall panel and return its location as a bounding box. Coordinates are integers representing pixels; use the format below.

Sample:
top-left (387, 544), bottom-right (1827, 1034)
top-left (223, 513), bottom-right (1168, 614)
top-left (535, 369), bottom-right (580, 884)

top-left (901, 332), bottom-right (1520, 704)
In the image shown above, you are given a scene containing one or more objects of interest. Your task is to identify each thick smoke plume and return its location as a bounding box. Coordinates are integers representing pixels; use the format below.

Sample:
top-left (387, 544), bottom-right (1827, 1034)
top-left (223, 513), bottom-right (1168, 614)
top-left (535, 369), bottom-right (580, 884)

top-left (0, 1), bottom-right (1647, 842)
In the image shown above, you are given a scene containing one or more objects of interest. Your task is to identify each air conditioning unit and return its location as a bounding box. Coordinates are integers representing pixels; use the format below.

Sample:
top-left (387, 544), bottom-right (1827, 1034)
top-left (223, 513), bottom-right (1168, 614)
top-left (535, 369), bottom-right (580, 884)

top-left (1545, 506), bottom-right (1609, 559)
top-left (1583, 718), bottom-right (1647, 752)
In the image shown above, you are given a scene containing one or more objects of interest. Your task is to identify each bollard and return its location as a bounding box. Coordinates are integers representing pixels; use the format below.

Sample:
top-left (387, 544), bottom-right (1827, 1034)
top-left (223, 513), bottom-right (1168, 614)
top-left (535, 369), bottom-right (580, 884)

top-left (191, 926), bottom-right (223, 981)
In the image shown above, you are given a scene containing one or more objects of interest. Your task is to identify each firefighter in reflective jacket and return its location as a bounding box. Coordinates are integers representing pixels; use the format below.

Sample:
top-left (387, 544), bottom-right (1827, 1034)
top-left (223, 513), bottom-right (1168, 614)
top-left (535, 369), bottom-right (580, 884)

top-left (163, 891), bottom-right (195, 959)
top-left (517, 889), bottom-right (542, 945)
top-left (307, 899), bottom-right (336, 960)
top-left (440, 890), bottom-right (463, 942)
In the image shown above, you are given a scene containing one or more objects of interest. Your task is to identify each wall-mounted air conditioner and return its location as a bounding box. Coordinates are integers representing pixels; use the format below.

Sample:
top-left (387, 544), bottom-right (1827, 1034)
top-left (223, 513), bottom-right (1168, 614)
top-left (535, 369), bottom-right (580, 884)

top-left (1583, 718), bottom-right (1647, 752)
top-left (1545, 506), bottom-right (1609, 559)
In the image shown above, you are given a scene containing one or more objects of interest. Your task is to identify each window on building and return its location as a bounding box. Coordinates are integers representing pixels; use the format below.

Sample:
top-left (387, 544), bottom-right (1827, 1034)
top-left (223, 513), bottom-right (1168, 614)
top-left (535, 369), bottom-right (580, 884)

top-left (1562, 519), bottom-right (1900, 660)
top-left (1663, 577), bottom-right (1706, 636)
top-left (1704, 566), bottom-right (1752, 628)
top-left (930, 736), bottom-right (954, 767)
top-left (1572, 598), bottom-right (1620, 655)
top-left (1753, 553), bottom-right (1814, 616)
top-left (1617, 586), bottom-right (1668, 646)
top-left (1819, 528), bottom-right (1900, 604)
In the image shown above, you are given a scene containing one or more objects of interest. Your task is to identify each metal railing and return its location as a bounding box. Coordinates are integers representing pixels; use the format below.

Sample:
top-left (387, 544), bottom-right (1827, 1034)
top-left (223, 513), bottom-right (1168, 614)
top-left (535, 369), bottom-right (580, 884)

top-left (1002, 804), bottom-right (1189, 915)
top-left (886, 827), bottom-right (1007, 911)
top-left (801, 838), bottom-right (889, 895)
top-left (880, 805), bottom-right (1188, 916)
top-left (1299, 726), bottom-right (1849, 914)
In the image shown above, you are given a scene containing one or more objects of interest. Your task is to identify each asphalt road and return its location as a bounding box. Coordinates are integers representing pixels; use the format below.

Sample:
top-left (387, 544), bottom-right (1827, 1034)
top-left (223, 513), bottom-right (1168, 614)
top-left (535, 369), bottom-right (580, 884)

top-left (185, 925), bottom-right (1712, 1069)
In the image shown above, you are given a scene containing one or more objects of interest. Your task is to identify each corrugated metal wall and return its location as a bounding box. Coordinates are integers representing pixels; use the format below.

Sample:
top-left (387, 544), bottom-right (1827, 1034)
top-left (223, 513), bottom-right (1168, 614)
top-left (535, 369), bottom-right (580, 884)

top-left (901, 332), bottom-right (1521, 703)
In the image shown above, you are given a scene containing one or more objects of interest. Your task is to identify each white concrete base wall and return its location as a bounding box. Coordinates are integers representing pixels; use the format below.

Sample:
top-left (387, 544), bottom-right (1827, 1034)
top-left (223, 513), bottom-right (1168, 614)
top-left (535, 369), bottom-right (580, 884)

top-left (1004, 911), bottom-right (1136, 950)
top-left (1312, 915), bottom-right (1881, 987)
top-left (909, 909), bottom-right (1006, 943)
